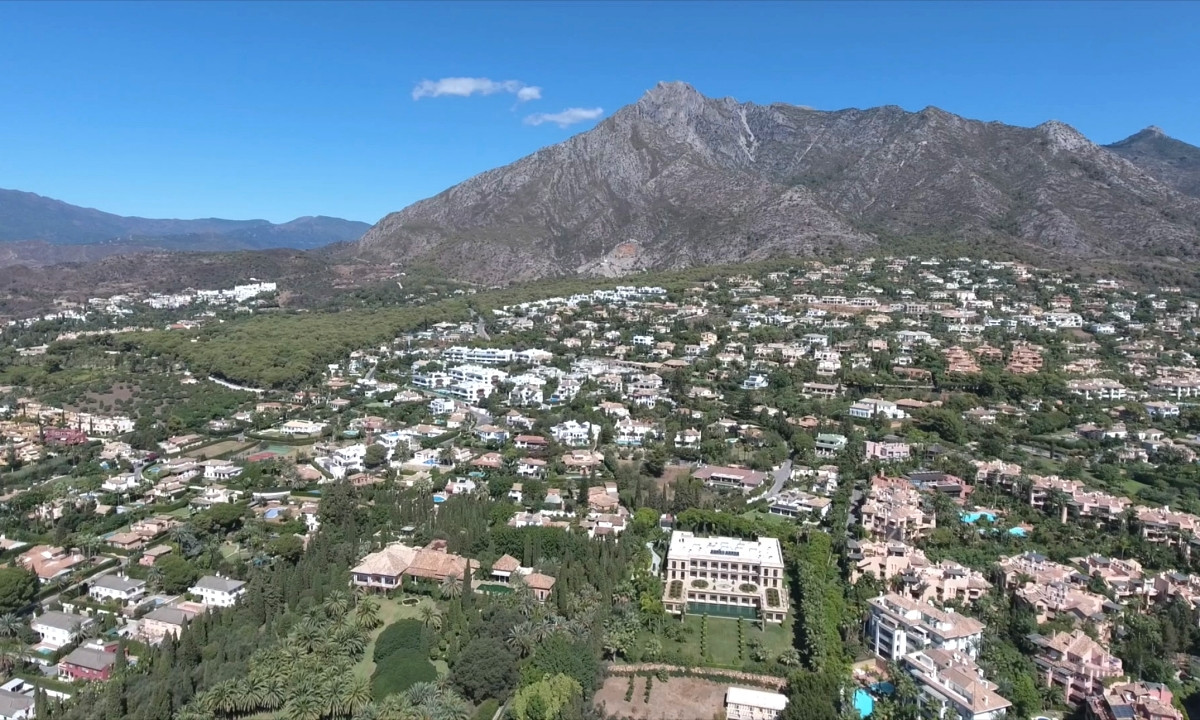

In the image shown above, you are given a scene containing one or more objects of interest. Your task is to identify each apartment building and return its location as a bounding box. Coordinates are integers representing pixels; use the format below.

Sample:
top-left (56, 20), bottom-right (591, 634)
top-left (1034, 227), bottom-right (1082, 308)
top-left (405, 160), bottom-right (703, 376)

top-left (1087, 682), bottom-right (1182, 720)
top-left (861, 475), bottom-right (936, 542)
top-left (866, 593), bottom-right (984, 661)
top-left (1137, 506), bottom-right (1200, 546)
top-left (904, 649), bottom-right (1011, 720)
top-left (661, 532), bottom-right (788, 624)
top-left (1029, 630), bottom-right (1123, 704)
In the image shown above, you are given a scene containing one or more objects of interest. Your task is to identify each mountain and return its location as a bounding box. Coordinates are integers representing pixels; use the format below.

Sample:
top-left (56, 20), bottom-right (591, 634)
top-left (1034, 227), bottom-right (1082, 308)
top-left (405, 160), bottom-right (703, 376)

top-left (354, 82), bottom-right (1200, 283)
top-left (1105, 127), bottom-right (1200, 198)
top-left (0, 189), bottom-right (369, 265)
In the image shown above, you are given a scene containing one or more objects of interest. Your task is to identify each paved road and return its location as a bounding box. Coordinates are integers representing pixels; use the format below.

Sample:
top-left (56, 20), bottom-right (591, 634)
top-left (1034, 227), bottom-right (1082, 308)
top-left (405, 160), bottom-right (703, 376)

top-left (468, 407), bottom-right (493, 427)
top-left (469, 309), bottom-right (490, 341)
top-left (764, 459), bottom-right (793, 500)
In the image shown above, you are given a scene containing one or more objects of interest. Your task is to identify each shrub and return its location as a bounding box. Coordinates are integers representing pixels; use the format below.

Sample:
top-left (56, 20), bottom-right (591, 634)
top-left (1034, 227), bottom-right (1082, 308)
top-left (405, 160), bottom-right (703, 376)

top-left (667, 580), bottom-right (683, 599)
top-left (691, 579), bottom-right (708, 589)
top-left (370, 654), bottom-right (438, 699)
top-left (373, 618), bottom-right (428, 662)
top-left (624, 675), bottom-right (634, 702)
top-left (739, 583), bottom-right (757, 593)
top-left (643, 674), bottom-right (653, 703)
top-left (765, 588), bottom-right (781, 607)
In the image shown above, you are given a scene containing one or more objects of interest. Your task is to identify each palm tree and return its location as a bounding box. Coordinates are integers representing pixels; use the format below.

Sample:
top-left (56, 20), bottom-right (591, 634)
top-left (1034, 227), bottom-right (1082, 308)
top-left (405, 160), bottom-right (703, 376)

top-left (286, 690), bottom-right (324, 720)
top-left (330, 621), bottom-right (368, 658)
top-left (419, 604), bottom-right (442, 631)
top-left (340, 675), bottom-right (374, 718)
top-left (405, 681), bottom-right (442, 709)
top-left (376, 694), bottom-right (416, 720)
top-left (0, 614), bottom-right (22, 639)
top-left (506, 621), bottom-right (536, 658)
top-left (431, 692), bottom-right (471, 720)
top-left (202, 680), bottom-right (240, 719)
top-left (439, 574), bottom-right (462, 599)
top-left (356, 594), bottom-right (382, 630)
top-left (324, 589), bottom-right (352, 619)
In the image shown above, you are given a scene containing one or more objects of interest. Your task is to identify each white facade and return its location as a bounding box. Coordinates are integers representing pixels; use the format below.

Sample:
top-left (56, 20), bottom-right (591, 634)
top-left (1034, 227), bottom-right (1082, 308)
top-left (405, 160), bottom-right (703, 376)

top-left (190, 575), bottom-right (246, 607)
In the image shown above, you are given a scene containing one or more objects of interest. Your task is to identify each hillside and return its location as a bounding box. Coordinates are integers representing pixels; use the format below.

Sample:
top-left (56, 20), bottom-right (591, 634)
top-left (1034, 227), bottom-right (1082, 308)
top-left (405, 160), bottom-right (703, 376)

top-left (0, 188), bottom-right (369, 265)
top-left (354, 82), bottom-right (1200, 283)
top-left (1105, 126), bottom-right (1200, 198)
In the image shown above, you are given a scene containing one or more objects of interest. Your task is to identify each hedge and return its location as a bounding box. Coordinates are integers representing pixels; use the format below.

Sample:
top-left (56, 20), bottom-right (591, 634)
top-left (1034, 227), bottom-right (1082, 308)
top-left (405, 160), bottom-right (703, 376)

top-left (371, 654), bottom-right (439, 699)
top-left (373, 618), bottom-right (427, 662)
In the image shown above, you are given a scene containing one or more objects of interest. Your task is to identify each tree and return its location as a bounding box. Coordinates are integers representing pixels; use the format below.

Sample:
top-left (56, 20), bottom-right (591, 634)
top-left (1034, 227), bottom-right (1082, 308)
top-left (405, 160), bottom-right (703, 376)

top-left (0, 568), bottom-right (37, 614)
top-left (156, 555), bottom-right (200, 594)
top-left (267, 535), bottom-right (304, 564)
top-left (449, 638), bottom-right (519, 703)
top-left (509, 674), bottom-right (582, 720)
top-left (364, 444), bottom-right (388, 469)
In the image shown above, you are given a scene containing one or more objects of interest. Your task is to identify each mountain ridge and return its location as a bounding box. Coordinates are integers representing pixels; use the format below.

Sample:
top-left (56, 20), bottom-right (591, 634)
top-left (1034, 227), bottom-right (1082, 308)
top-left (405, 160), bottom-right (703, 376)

top-left (354, 81), bottom-right (1200, 283)
top-left (0, 188), bottom-right (370, 265)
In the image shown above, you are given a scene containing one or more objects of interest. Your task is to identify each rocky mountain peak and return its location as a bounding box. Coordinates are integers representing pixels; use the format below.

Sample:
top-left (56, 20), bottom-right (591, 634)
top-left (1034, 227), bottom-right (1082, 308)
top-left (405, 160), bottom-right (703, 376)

top-left (351, 84), bottom-right (1200, 284)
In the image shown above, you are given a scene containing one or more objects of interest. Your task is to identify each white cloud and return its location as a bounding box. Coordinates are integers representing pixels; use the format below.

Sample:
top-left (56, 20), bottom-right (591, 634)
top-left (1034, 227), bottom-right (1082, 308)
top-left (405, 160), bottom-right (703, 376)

top-left (523, 107), bottom-right (604, 128)
top-left (411, 77), bottom-right (542, 102)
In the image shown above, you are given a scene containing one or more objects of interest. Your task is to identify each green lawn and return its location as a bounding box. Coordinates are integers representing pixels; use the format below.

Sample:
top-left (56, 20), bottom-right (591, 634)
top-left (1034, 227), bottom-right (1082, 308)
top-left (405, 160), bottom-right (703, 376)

top-left (654, 613), bottom-right (794, 669)
top-left (353, 595), bottom-right (448, 681)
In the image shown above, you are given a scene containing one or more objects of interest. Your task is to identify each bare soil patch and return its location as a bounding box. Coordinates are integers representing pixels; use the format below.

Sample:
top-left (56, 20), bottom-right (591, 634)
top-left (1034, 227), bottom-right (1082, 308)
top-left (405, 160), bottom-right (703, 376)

top-left (593, 676), bottom-right (727, 720)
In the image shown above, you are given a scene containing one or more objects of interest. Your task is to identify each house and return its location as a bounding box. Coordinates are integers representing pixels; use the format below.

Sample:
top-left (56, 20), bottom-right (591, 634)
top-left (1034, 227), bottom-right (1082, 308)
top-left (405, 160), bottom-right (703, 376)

top-left (139, 545), bottom-right (172, 567)
top-left (105, 532), bottom-right (146, 552)
top-left (865, 441), bottom-right (912, 462)
top-left (190, 575), bottom-right (247, 608)
top-left (490, 554), bottom-right (521, 584)
top-left (202, 460), bottom-right (243, 481)
top-left (513, 434), bottom-right (549, 452)
top-left (693, 465), bottom-right (767, 493)
top-left (31, 611), bottom-right (92, 650)
top-left (474, 425), bottom-right (509, 443)
top-left (351, 541), bottom-right (476, 591)
top-left (0, 688), bottom-right (33, 720)
top-left (88, 574), bottom-right (146, 605)
top-left (550, 421), bottom-right (596, 447)
top-left (138, 605), bottom-right (200, 645)
top-left (516, 458), bottom-right (546, 478)
top-left (58, 644), bottom-right (117, 682)
top-left (814, 433), bottom-right (848, 457)
top-left (741, 375), bottom-right (769, 390)
top-left (725, 687), bottom-right (788, 720)
top-left (849, 398), bottom-right (908, 421)
top-left (18, 545), bottom-right (85, 582)
top-left (523, 572), bottom-right (557, 602)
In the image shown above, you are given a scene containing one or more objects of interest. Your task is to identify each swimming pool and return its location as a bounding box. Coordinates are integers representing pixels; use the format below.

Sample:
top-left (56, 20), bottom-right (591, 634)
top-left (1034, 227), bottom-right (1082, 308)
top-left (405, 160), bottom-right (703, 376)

top-left (1008, 527), bottom-right (1028, 537)
top-left (961, 511), bottom-right (997, 524)
top-left (853, 689), bottom-right (874, 718)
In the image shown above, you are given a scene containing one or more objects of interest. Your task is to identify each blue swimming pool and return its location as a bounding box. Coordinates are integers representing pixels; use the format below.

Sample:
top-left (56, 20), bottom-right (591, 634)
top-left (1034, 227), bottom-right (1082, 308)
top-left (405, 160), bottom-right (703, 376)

top-left (1008, 527), bottom-right (1028, 537)
top-left (961, 511), bottom-right (997, 524)
top-left (853, 689), bottom-right (874, 718)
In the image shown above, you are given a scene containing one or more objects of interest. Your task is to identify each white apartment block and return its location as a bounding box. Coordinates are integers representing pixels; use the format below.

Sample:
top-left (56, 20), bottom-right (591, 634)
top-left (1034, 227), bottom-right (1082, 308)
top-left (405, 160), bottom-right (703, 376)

top-left (867, 593), bottom-right (984, 662)
top-left (661, 532), bottom-right (788, 624)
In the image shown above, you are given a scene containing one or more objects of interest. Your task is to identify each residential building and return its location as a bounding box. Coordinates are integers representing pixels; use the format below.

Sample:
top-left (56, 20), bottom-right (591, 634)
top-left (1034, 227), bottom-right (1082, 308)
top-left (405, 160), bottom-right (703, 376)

top-left (190, 575), bottom-right (247, 608)
top-left (661, 531), bottom-right (788, 624)
top-left (693, 465), bottom-right (767, 493)
top-left (31, 611), bottom-right (92, 650)
top-left (351, 541), bottom-right (476, 591)
top-left (725, 687), bottom-right (789, 720)
top-left (58, 644), bottom-right (117, 682)
top-left (1087, 682), bottom-right (1182, 720)
top-left (1029, 630), bottom-right (1123, 704)
top-left (904, 649), bottom-right (1011, 720)
top-left (866, 594), bottom-right (985, 661)
top-left (88, 574), bottom-right (146, 605)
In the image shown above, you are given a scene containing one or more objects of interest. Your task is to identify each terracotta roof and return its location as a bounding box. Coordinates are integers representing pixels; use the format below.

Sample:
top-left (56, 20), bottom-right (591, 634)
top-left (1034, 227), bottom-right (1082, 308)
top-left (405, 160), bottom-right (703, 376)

top-left (524, 572), bottom-right (556, 591)
top-left (492, 554), bottom-right (521, 573)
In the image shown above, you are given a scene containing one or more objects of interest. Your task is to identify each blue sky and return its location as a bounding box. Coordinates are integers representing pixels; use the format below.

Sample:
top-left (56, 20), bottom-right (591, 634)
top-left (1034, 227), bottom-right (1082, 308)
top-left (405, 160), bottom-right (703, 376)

top-left (1, 1), bottom-right (1197, 224)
